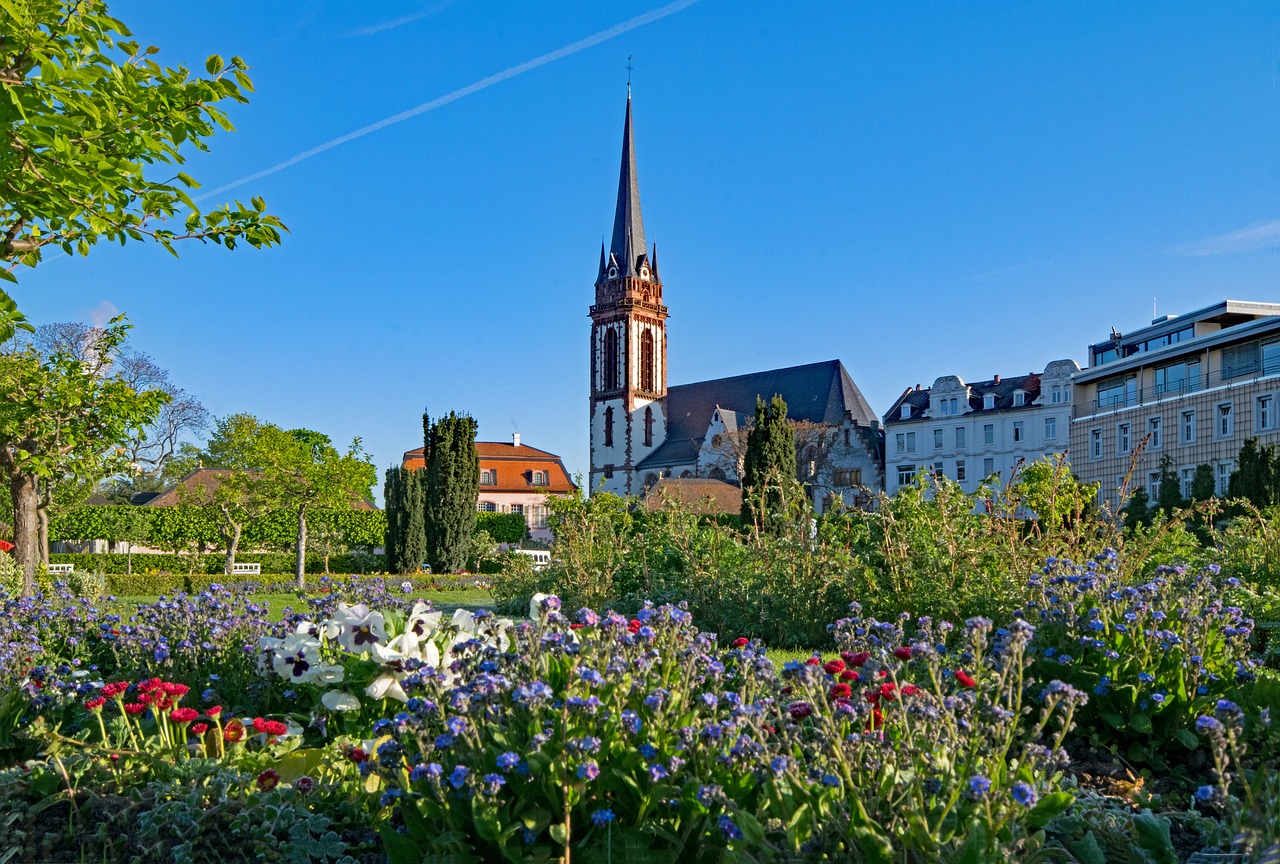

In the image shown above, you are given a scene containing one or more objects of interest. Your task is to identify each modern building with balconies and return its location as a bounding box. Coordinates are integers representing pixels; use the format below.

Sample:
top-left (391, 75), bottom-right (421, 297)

top-left (1070, 300), bottom-right (1280, 508)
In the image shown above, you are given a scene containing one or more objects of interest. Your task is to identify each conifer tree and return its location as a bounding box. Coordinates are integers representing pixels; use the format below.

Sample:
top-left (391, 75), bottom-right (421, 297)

top-left (1190, 463), bottom-right (1216, 502)
top-left (383, 467), bottom-right (404, 571)
top-left (1121, 487), bottom-right (1151, 531)
top-left (1155, 454), bottom-right (1184, 515)
top-left (1229, 438), bottom-right (1276, 507)
top-left (741, 395), bottom-right (802, 530)
top-left (423, 412), bottom-right (479, 573)
top-left (384, 466), bottom-right (428, 573)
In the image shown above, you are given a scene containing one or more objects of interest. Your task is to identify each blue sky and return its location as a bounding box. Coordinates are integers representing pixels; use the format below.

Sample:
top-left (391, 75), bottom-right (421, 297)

top-left (14, 1), bottom-right (1280, 492)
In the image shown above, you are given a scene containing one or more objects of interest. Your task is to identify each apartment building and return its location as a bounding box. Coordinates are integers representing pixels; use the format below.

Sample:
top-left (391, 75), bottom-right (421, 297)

top-left (882, 360), bottom-right (1079, 495)
top-left (1070, 300), bottom-right (1280, 508)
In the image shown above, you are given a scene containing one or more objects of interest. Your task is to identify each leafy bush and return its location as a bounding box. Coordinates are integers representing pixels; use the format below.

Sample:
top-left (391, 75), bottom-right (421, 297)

top-left (474, 512), bottom-right (528, 544)
top-left (48, 551), bottom-right (389, 579)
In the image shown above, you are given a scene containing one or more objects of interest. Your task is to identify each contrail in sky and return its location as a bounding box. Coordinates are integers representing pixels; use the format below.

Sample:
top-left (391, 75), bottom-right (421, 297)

top-left (196, 0), bottom-right (698, 202)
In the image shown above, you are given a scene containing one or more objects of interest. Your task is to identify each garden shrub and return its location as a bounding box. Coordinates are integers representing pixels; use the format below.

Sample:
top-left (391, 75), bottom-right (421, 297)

top-left (49, 551), bottom-right (388, 579)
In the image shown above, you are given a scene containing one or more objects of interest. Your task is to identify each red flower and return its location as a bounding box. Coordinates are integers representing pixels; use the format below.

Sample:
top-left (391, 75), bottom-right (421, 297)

top-left (100, 682), bottom-right (129, 698)
top-left (877, 669), bottom-right (888, 678)
top-left (206, 705), bottom-right (222, 718)
top-left (865, 706), bottom-right (884, 732)
top-left (295, 776), bottom-right (315, 794)
top-left (170, 707), bottom-right (199, 724)
top-left (780, 685), bottom-right (793, 696)
top-left (155, 697), bottom-right (173, 712)
top-left (191, 723), bottom-right (209, 735)
top-left (84, 696), bottom-right (107, 711)
top-left (829, 683), bottom-right (853, 700)
top-left (893, 647), bottom-right (912, 660)
top-left (257, 769), bottom-right (280, 792)
top-left (223, 719), bottom-right (246, 743)
top-left (843, 651), bottom-right (871, 668)
top-left (731, 637), bottom-right (749, 648)
top-left (839, 669), bottom-right (860, 682)
top-left (136, 692), bottom-right (155, 705)
top-left (805, 657), bottom-right (822, 666)
top-left (787, 701), bottom-right (813, 720)
top-left (955, 669), bottom-right (977, 688)
top-left (569, 623), bottom-right (584, 630)
top-left (823, 659), bottom-right (846, 675)
top-left (878, 682), bottom-right (898, 702)
top-left (900, 684), bottom-right (919, 696)
top-left (627, 620), bottom-right (641, 634)
top-left (137, 678), bottom-right (163, 694)
top-left (123, 702), bottom-right (147, 716)
top-left (163, 683), bottom-right (190, 698)
top-left (252, 718), bottom-right (289, 737)
top-left (348, 747), bottom-right (369, 764)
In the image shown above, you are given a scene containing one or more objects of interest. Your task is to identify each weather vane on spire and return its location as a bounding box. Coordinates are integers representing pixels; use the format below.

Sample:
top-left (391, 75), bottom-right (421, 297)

top-left (626, 55), bottom-right (633, 93)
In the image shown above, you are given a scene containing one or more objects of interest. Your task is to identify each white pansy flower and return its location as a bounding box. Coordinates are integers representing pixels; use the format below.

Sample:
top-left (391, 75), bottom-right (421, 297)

top-left (321, 691), bottom-right (361, 711)
top-left (405, 602), bottom-right (442, 639)
top-left (255, 636), bottom-right (284, 675)
top-left (451, 608), bottom-right (477, 635)
top-left (334, 603), bottom-right (387, 654)
top-left (314, 663), bottom-right (345, 684)
top-left (366, 675), bottom-right (409, 703)
top-left (271, 633), bottom-right (324, 683)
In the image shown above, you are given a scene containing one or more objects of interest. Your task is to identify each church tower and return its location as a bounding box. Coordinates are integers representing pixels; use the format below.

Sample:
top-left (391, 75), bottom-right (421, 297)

top-left (589, 91), bottom-right (668, 496)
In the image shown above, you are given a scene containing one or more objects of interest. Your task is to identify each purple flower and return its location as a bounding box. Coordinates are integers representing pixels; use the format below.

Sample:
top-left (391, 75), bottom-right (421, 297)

top-left (448, 766), bottom-right (471, 789)
top-left (1010, 782), bottom-right (1038, 807)
top-left (966, 775), bottom-right (991, 800)
top-left (576, 762), bottom-right (600, 781)
top-left (718, 816), bottom-right (742, 840)
top-left (591, 808), bottom-right (615, 826)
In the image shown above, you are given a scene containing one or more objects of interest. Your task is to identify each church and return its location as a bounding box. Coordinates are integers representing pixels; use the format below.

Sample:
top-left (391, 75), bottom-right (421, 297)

top-left (588, 93), bottom-right (885, 512)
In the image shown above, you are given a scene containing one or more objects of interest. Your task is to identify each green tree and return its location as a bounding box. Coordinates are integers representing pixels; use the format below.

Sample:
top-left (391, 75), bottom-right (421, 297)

top-left (1155, 454), bottom-right (1184, 516)
top-left (1190, 463), bottom-right (1216, 502)
top-left (1121, 487), bottom-right (1152, 532)
top-left (0, 318), bottom-right (167, 593)
top-left (1229, 438), bottom-right (1276, 507)
top-left (423, 412), bottom-right (478, 573)
top-left (183, 412), bottom-right (273, 573)
top-left (384, 466), bottom-right (427, 574)
top-left (741, 394), bottom-right (803, 531)
top-left (0, 0), bottom-right (284, 313)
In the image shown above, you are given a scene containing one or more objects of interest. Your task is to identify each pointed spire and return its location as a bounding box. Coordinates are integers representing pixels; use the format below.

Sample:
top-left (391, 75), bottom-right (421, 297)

top-left (609, 92), bottom-right (647, 278)
top-left (597, 242), bottom-right (607, 282)
top-left (650, 242), bottom-right (659, 279)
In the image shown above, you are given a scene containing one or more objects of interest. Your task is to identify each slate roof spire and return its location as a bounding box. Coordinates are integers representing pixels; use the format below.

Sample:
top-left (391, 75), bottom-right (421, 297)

top-left (609, 92), bottom-right (647, 278)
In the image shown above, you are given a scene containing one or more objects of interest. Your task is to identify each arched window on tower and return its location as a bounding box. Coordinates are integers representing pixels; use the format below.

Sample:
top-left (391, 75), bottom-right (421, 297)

top-left (602, 328), bottom-right (620, 391)
top-left (640, 330), bottom-right (655, 392)
top-left (643, 406), bottom-right (654, 447)
top-left (604, 405), bottom-right (614, 448)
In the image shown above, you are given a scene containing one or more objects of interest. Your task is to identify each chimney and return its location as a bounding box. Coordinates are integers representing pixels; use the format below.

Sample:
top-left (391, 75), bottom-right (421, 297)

top-left (993, 374), bottom-right (1001, 384)
top-left (512, 432), bottom-right (521, 448)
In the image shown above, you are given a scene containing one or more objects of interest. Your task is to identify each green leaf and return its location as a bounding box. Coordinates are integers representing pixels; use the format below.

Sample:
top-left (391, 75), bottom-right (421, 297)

top-left (1026, 790), bottom-right (1075, 828)
top-left (548, 823), bottom-right (568, 846)
top-left (951, 820), bottom-right (988, 864)
top-left (1068, 832), bottom-right (1108, 864)
top-left (206, 54), bottom-right (224, 75)
top-left (1129, 712), bottom-right (1154, 735)
top-left (1172, 728), bottom-right (1200, 750)
top-left (1133, 813), bottom-right (1178, 864)
top-left (1100, 709), bottom-right (1126, 729)
top-left (379, 824), bottom-right (424, 864)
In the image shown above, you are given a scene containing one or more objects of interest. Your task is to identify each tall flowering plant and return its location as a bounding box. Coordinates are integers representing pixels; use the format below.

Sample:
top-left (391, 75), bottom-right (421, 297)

top-left (1020, 551), bottom-right (1256, 765)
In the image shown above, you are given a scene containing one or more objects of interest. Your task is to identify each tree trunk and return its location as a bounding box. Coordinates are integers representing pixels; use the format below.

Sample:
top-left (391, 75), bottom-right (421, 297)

top-left (37, 506), bottom-right (49, 567)
top-left (295, 506), bottom-right (307, 592)
top-left (10, 472), bottom-right (38, 596)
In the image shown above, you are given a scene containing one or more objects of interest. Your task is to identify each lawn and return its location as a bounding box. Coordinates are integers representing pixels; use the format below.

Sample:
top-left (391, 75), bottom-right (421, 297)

top-left (113, 587), bottom-right (495, 616)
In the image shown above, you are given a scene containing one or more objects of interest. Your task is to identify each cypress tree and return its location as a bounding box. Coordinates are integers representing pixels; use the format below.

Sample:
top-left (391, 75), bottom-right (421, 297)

top-left (383, 467), bottom-right (404, 572)
top-left (1229, 438), bottom-right (1276, 507)
top-left (402, 469), bottom-right (428, 572)
top-left (423, 411), bottom-right (479, 573)
top-left (1155, 454), bottom-right (1184, 515)
top-left (1190, 463), bottom-right (1216, 502)
top-left (741, 394), bottom-right (802, 530)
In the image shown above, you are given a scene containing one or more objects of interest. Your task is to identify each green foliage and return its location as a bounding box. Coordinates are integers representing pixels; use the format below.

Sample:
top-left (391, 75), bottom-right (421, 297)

top-left (1191, 463), bottom-right (1216, 502)
top-left (46, 551), bottom-right (389, 582)
top-left (384, 466), bottom-right (427, 573)
top-left (0, 0), bottom-right (285, 287)
top-left (1156, 455), bottom-right (1184, 515)
top-left (423, 412), bottom-right (479, 574)
top-left (1230, 438), bottom-right (1280, 508)
top-left (740, 394), bottom-right (803, 531)
top-left (474, 511), bottom-right (528, 545)
top-left (50, 505), bottom-right (385, 550)
top-left (1123, 488), bottom-right (1152, 531)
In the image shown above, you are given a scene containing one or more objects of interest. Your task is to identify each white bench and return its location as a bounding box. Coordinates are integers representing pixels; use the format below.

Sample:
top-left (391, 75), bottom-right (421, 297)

top-left (229, 562), bottom-right (261, 576)
top-left (511, 549), bottom-right (551, 570)
top-left (48, 563), bottom-right (74, 575)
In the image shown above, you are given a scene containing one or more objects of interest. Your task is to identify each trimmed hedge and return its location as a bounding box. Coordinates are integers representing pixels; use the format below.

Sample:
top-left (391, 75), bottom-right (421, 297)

top-left (49, 551), bottom-right (387, 577)
top-left (51, 506), bottom-right (385, 548)
top-left (475, 512), bottom-right (529, 544)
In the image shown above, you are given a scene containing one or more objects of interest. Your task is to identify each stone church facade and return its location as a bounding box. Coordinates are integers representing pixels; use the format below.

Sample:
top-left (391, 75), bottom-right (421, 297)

top-left (588, 94), bottom-right (884, 512)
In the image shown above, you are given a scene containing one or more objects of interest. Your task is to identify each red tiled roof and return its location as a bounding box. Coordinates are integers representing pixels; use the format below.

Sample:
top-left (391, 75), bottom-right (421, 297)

top-left (402, 441), bottom-right (577, 493)
top-left (146, 468), bottom-right (377, 510)
top-left (644, 478), bottom-right (741, 515)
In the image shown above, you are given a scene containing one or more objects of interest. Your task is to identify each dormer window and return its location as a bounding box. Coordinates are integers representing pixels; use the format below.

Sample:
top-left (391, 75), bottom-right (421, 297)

top-left (480, 469), bottom-right (497, 486)
top-left (1013, 391), bottom-right (1026, 407)
top-left (983, 394), bottom-right (996, 410)
top-left (531, 470), bottom-right (547, 486)
top-left (900, 405), bottom-right (911, 420)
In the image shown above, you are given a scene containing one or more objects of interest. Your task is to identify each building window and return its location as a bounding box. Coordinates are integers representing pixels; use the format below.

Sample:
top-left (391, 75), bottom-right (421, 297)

top-left (1117, 423), bottom-right (1131, 455)
top-left (896, 465), bottom-right (915, 487)
top-left (939, 399), bottom-right (950, 416)
top-left (835, 469), bottom-right (862, 486)
top-left (983, 393), bottom-right (995, 410)
top-left (1259, 395), bottom-right (1274, 431)
top-left (639, 330), bottom-right (655, 392)
top-left (933, 428), bottom-right (943, 449)
top-left (1097, 376), bottom-right (1136, 409)
top-left (932, 461), bottom-right (944, 479)
top-left (1181, 468), bottom-right (1195, 499)
top-left (956, 460), bottom-right (966, 481)
top-left (983, 424), bottom-right (994, 445)
top-left (1090, 428), bottom-right (1102, 459)
top-left (1013, 390), bottom-right (1026, 407)
top-left (643, 406), bottom-right (654, 447)
top-left (843, 428), bottom-right (850, 446)
top-left (1217, 462), bottom-right (1233, 497)
top-left (531, 470), bottom-right (547, 486)
top-left (1155, 359), bottom-right (1202, 397)
top-left (530, 504), bottom-right (549, 529)
top-left (1064, 387), bottom-right (1070, 403)
top-left (1012, 421), bottom-right (1024, 443)
top-left (1044, 416), bottom-right (1057, 440)
top-left (1217, 402), bottom-right (1234, 439)
top-left (950, 397), bottom-right (959, 415)
top-left (510, 504), bottom-right (525, 516)
top-left (983, 457), bottom-right (994, 477)
top-left (477, 501), bottom-right (497, 512)
top-left (1148, 471), bottom-right (1161, 500)
top-left (1181, 410), bottom-right (1196, 445)
top-left (955, 427), bottom-right (966, 448)
top-left (1148, 416), bottom-right (1162, 449)
top-left (1051, 385), bottom-right (1061, 404)
top-left (602, 328), bottom-right (619, 390)
top-left (895, 433), bottom-right (905, 453)
top-left (603, 464), bottom-right (614, 479)
top-left (480, 469), bottom-right (497, 486)
top-left (603, 406), bottom-right (614, 448)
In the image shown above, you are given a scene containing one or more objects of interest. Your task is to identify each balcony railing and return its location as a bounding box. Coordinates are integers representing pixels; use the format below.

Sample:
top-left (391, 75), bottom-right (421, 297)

top-left (1080, 359), bottom-right (1280, 416)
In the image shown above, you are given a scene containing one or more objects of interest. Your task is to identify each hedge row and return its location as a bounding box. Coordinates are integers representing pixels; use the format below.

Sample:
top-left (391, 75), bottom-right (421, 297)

top-left (48, 551), bottom-right (387, 577)
top-left (96, 572), bottom-right (452, 598)
top-left (50, 506), bottom-right (386, 548)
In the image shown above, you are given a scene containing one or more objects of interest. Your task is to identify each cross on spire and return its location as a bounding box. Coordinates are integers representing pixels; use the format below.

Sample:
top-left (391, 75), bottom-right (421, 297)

top-left (626, 55), bottom-right (633, 93)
